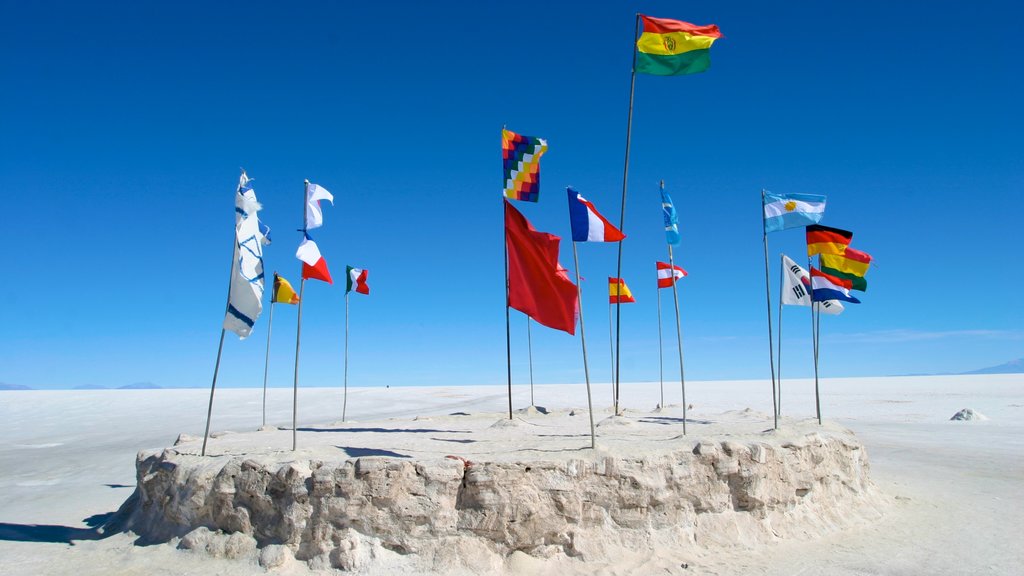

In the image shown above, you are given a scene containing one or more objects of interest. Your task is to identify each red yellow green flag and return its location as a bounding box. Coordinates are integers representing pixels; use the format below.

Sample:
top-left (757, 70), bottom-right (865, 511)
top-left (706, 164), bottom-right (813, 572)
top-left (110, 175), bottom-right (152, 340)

top-left (636, 15), bottom-right (722, 76)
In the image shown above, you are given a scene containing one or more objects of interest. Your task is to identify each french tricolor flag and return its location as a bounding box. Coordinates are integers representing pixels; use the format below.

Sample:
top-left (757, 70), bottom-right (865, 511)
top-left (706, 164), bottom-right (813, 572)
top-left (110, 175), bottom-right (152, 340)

top-left (567, 187), bottom-right (625, 242)
top-left (296, 233), bottom-right (333, 284)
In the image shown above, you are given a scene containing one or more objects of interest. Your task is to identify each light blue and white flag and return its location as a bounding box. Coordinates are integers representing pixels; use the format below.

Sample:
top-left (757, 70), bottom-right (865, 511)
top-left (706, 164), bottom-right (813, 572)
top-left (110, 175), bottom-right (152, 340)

top-left (661, 187), bottom-right (680, 246)
top-left (224, 171), bottom-right (268, 339)
top-left (763, 191), bottom-right (826, 233)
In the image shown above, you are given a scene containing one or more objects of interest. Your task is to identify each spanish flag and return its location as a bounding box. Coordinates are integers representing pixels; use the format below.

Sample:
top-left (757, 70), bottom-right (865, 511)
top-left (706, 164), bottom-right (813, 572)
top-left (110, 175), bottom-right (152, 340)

top-left (608, 277), bottom-right (636, 304)
top-left (272, 273), bottom-right (300, 304)
top-left (806, 224), bottom-right (853, 257)
top-left (636, 15), bottom-right (722, 76)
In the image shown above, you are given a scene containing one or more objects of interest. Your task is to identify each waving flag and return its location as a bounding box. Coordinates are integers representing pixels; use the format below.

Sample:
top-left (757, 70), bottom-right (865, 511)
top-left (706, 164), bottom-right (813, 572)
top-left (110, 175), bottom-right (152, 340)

top-left (296, 233), bottom-right (332, 284)
top-left (661, 187), bottom-right (681, 245)
top-left (304, 182), bottom-right (334, 230)
top-left (817, 299), bottom-right (845, 315)
top-left (608, 277), bottom-right (635, 304)
top-left (656, 262), bottom-right (687, 288)
top-left (502, 129), bottom-right (548, 202)
top-left (636, 15), bottom-right (722, 76)
top-left (806, 224), bottom-right (853, 256)
top-left (505, 200), bottom-right (578, 334)
top-left (811, 267), bottom-right (860, 304)
top-left (272, 273), bottom-right (300, 305)
top-left (820, 247), bottom-right (872, 292)
top-left (346, 266), bottom-right (369, 295)
top-left (781, 255), bottom-right (811, 306)
top-left (567, 187), bottom-right (625, 242)
top-left (763, 191), bottom-right (827, 233)
top-left (224, 171), bottom-right (268, 339)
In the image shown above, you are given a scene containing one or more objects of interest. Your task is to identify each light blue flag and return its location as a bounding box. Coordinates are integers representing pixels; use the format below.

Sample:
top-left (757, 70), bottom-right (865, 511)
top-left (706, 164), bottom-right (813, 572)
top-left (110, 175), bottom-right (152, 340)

top-left (661, 188), bottom-right (680, 246)
top-left (763, 191), bottom-right (827, 233)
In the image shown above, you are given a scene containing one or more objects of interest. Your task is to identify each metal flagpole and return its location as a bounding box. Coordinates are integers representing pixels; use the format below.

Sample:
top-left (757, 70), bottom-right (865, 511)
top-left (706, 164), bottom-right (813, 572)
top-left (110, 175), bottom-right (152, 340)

top-left (776, 254), bottom-right (784, 419)
top-left (527, 318), bottom-right (534, 407)
top-left (262, 299), bottom-right (275, 428)
top-left (608, 301), bottom-right (615, 410)
top-left (808, 255), bottom-right (821, 425)
top-left (656, 280), bottom-right (664, 409)
top-left (761, 190), bottom-right (779, 431)
top-left (343, 292), bottom-right (350, 422)
top-left (614, 13), bottom-right (641, 416)
top-left (504, 200), bottom-right (513, 420)
top-left (571, 242), bottom-right (596, 449)
top-left (667, 244), bottom-right (687, 435)
top-left (293, 180), bottom-right (310, 451)
top-left (814, 298), bottom-right (823, 425)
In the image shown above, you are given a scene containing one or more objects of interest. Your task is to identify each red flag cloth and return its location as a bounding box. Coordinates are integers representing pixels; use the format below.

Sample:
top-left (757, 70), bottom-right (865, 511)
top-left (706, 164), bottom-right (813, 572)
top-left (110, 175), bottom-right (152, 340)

top-left (504, 200), bottom-right (578, 335)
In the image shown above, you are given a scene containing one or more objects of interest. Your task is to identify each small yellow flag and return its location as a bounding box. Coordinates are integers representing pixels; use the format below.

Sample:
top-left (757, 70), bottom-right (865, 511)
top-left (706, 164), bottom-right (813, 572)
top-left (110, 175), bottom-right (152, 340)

top-left (273, 273), bottom-right (300, 305)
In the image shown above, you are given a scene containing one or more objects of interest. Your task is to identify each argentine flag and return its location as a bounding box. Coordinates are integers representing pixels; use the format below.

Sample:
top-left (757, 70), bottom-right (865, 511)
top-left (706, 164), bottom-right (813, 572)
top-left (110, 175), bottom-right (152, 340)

top-left (763, 191), bottom-right (826, 233)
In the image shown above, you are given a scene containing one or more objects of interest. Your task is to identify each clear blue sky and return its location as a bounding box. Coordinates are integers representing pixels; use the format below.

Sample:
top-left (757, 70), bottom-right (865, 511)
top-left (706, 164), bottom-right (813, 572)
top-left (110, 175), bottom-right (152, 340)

top-left (2, 1), bottom-right (1021, 390)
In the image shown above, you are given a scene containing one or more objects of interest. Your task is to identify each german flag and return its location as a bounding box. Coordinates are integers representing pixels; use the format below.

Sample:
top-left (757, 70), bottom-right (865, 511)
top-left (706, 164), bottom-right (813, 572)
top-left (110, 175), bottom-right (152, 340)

top-left (806, 224), bottom-right (853, 257)
top-left (636, 15), bottom-right (722, 76)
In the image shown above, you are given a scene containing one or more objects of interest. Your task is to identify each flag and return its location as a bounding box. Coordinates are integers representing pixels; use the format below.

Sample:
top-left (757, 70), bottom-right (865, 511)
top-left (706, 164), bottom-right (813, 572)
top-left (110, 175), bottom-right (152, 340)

top-left (346, 266), bottom-right (369, 295)
top-left (817, 299), bottom-right (845, 315)
top-left (811, 267), bottom-right (860, 304)
top-left (820, 247), bottom-right (872, 292)
top-left (305, 182), bottom-right (334, 230)
top-left (763, 191), bottom-right (827, 233)
top-left (224, 172), bottom-right (268, 339)
top-left (505, 200), bottom-right (578, 334)
top-left (502, 129), bottom-right (548, 202)
top-left (567, 187), bottom-right (625, 242)
top-left (296, 233), bottom-right (332, 284)
top-left (636, 15), bottom-right (722, 76)
top-left (780, 254), bottom-right (812, 306)
top-left (806, 224), bottom-right (853, 256)
top-left (608, 277), bottom-right (635, 304)
top-left (272, 273), bottom-right (300, 305)
top-left (661, 187), bottom-right (680, 245)
top-left (656, 262), bottom-right (687, 288)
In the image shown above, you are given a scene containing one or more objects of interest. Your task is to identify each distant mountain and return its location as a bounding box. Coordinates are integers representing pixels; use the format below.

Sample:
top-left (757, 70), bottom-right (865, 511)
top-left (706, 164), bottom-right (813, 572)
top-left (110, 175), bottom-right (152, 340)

top-left (0, 383), bottom-right (33, 391)
top-left (118, 382), bottom-right (163, 390)
top-left (963, 358), bottom-right (1024, 375)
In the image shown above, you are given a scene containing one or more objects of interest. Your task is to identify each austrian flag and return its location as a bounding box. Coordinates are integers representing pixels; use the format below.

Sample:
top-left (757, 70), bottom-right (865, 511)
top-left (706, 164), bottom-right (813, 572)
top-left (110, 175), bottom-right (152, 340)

top-left (656, 262), bottom-right (687, 288)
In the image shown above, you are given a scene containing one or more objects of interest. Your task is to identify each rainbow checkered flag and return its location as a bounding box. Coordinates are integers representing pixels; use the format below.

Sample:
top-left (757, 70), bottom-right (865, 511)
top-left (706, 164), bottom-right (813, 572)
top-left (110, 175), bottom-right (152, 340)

top-left (502, 129), bottom-right (548, 202)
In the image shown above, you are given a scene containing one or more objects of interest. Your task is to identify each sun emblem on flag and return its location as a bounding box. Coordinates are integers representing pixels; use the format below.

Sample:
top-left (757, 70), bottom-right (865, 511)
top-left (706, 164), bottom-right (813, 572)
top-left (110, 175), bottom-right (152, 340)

top-left (664, 37), bottom-right (676, 51)
top-left (784, 200), bottom-right (797, 212)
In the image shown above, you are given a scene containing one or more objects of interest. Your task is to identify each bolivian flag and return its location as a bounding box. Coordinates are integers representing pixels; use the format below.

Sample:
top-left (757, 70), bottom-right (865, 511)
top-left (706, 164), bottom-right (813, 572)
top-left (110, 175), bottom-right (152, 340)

top-left (820, 248), bottom-right (872, 292)
top-left (636, 15), bottom-right (722, 76)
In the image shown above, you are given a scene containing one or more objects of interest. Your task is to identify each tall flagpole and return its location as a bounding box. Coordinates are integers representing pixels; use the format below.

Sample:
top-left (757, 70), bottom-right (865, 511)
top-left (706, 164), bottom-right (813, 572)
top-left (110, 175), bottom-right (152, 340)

top-left (261, 299), bottom-right (275, 428)
top-left (656, 281), bottom-right (664, 408)
top-left (776, 254), bottom-right (784, 419)
top-left (814, 299), bottom-right (823, 425)
top-left (808, 255), bottom-right (821, 425)
top-left (343, 292), bottom-right (350, 422)
top-left (608, 301), bottom-right (615, 408)
top-left (527, 318), bottom-right (534, 407)
top-left (202, 174), bottom-right (244, 457)
top-left (761, 190), bottom-right (779, 431)
top-left (571, 242), bottom-right (596, 449)
top-left (667, 243), bottom-right (687, 435)
top-left (293, 180), bottom-right (310, 451)
top-left (504, 200), bottom-right (513, 420)
top-left (614, 14), bottom-right (641, 416)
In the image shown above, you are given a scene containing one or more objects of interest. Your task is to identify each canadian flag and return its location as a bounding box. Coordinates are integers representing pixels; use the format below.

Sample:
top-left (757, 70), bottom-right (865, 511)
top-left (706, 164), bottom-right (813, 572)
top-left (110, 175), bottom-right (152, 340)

top-left (656, 261), bottom-right (687, 288)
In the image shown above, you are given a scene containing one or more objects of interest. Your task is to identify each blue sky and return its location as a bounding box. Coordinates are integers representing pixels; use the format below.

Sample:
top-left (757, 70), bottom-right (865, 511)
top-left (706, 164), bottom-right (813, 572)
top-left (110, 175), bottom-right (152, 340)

top-left (1, 1), bottom-right (1021, 390)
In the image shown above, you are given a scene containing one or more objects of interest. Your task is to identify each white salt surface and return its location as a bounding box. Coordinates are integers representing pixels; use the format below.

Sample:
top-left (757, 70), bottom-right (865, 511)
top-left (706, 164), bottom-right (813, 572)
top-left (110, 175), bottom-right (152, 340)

top-left (1, 374), bottom-right (1022, 575)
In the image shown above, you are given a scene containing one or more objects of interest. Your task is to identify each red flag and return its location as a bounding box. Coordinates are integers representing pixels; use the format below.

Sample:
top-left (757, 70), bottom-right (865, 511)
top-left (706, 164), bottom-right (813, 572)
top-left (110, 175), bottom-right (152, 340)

top-left (504, 200), bottom-right (578, 335)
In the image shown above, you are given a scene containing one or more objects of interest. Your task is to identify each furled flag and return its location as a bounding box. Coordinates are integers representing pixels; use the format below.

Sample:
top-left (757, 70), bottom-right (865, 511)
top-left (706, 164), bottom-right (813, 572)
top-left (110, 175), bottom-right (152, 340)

top-left (502, 129), bottom-right (548, 202)
top-left (224, 171), bottom-right (269, 339)
top-left (656, 262), bottom-right (687, 288)
top-left (661, 187), bottom-right (681, 245)
top-left (763, 191), bottom-right (827, 233)
top-left (817, 299), bottom-right (845, 315)
top-left (608, 277), bottom-right (636, 304)
top-left (820, 247), bottom-right (872, 292)
top-left (296, 233), bottom-right (332, 284)
top-left (346, 266), bottom-right (369, 295)
top-left (810, 267), bottom-right (861, 304)
top-left (567, 187), bottom-right (625, 242)
top-left (636, 15), bottom-right (722, 76)
top-left (272, 273), bottom-right (300, 305)
top-left (305, 182), bottom-right (334, 230)
top-left (505, 200), bottom-right (578, 334)
top-left (806, 224), bottom-right (853, 257)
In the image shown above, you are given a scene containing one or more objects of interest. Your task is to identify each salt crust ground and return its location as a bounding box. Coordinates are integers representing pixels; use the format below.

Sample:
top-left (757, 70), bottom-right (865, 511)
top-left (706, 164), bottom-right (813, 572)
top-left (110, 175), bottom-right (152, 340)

top-left (1, 375), bottom-right (1022, 575)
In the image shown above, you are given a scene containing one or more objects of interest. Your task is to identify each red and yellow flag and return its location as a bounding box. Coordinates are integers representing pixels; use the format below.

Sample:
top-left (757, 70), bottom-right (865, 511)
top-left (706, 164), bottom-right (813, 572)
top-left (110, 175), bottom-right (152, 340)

top-left (608, 277), bottom-right (636, 304)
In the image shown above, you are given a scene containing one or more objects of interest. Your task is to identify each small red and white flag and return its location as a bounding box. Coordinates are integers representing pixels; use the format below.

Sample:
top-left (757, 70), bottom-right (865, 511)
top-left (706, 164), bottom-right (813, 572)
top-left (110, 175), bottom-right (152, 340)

top-left (346, 266), bottom-right (369, 295)
top-left (296, 233), bottom-right (332, 284)
top-left (656, 261), bottom-right (687, 288)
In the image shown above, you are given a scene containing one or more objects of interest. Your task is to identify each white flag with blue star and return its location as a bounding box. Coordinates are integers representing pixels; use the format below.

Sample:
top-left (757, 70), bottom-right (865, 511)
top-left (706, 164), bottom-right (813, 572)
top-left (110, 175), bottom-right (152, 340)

top-left (224, 171), bottom-right (268, 339)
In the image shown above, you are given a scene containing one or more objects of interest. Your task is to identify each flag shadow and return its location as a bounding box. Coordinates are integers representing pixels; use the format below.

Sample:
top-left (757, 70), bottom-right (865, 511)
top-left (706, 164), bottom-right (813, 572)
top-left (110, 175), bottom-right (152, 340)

top-left (0, 512), bottom-right (116, 544)
top-left (335, 446), bottom-right (412, 459)
top-left (299, 427), bottom-right (471, 435)
top-left (638, 416), bottom-right (715, 426)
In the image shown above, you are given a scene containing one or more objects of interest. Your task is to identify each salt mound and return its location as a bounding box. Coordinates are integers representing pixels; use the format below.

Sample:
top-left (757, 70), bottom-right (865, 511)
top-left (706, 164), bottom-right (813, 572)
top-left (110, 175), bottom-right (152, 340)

top-left (489, 417), bottom-right (526, 429)
top-left (950, 408), bottom-right (988, 421)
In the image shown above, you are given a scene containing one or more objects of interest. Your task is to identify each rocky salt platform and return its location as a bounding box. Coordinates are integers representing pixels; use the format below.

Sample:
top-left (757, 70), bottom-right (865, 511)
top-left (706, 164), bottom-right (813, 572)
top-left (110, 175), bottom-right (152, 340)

top-left (114, 407), bottom-right (883, 573)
